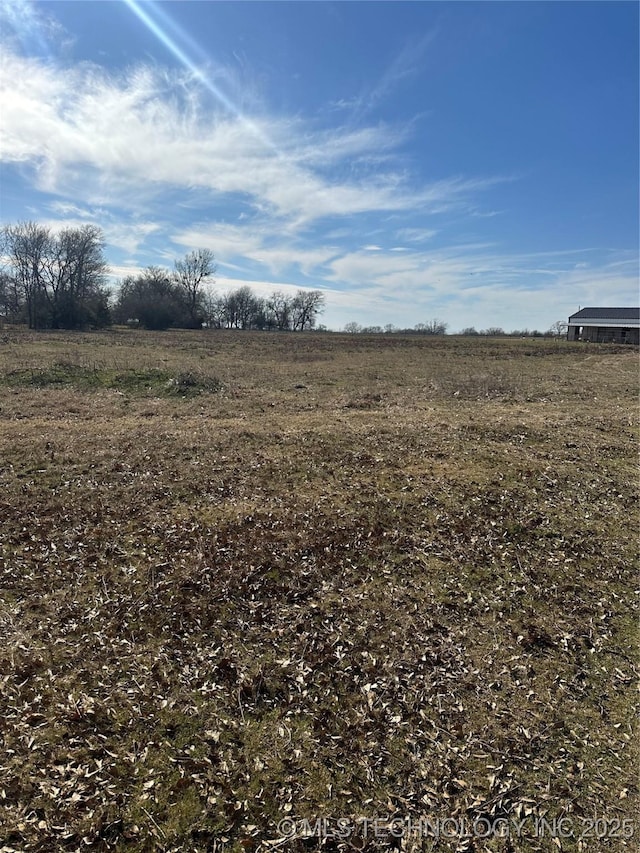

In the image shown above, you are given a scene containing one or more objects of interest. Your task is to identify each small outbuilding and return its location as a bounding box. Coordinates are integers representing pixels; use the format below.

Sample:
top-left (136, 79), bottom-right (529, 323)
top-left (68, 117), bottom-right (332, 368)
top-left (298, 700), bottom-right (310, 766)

top-left (567, 307), bottom-right (640, 344)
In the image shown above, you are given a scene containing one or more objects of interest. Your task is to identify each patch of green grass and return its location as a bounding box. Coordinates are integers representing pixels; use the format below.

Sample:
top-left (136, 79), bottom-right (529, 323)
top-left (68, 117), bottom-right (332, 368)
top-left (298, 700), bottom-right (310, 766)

top-left (1, 362), bottom-right (222, 396)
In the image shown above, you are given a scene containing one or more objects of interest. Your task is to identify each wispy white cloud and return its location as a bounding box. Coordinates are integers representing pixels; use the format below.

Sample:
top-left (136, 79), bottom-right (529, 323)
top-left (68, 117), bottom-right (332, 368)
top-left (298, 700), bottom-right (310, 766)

top-left (335, 29), bottom-right (438, 122)
top-left (396, 227), bottom-right (438, 243)
top-left (319, 244), bottom-right (639, 331)
top-left (103, 221), bottom-right (163, 255)
top-left (40, 203), bottom-right (162, 255)
top-left (0, 47), bottom-right (504, 231)
top-left (166, 218), bottom-right (639, 332)
top-left (470, 209), bottom-right (503, 219)
top-left (171, 221), bottom-right (341, 278)
top-left (0, 0), bottom-right (71, 55)
top-left (215, 276), bottom-right (332, 301)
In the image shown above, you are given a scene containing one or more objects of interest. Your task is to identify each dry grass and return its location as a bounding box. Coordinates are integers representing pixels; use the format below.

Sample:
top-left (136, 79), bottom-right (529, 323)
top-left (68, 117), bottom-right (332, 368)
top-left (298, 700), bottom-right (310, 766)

top-left (0, 328), bottom-right (638, 852)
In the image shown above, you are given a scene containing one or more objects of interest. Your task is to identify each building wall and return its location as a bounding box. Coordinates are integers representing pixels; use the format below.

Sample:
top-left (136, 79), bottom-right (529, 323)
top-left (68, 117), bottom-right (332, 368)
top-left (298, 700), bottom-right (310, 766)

top-left (568, 325), bottom-right (639, 344)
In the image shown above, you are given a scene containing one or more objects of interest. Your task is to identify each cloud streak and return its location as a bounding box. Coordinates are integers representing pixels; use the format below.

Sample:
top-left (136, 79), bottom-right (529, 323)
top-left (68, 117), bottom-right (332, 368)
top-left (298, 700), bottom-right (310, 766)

top-left (335, 29), bottom-right (438, 123)
top-left (0, 47), bottom-right (503, 231)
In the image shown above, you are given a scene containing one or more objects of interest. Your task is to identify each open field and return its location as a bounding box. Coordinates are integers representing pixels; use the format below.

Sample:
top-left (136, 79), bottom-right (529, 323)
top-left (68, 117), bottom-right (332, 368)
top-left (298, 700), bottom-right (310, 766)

top-left (0, 329), bottom-right (638, 853)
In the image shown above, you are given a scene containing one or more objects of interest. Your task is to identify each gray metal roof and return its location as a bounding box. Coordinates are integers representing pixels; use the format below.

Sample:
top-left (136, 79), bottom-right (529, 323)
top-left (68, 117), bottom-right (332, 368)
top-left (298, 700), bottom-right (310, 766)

top-left (568, 307), bottom-right (640, 322)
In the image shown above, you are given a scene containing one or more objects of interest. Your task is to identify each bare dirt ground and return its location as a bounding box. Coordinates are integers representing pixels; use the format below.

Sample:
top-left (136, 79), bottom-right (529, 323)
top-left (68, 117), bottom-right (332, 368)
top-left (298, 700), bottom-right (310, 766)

top-left (0, 329), bottom-right (637, 852)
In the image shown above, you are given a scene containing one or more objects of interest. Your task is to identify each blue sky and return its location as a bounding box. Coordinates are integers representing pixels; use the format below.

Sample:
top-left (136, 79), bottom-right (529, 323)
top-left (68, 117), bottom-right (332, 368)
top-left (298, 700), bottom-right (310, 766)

top-left (0, 0), bottom-right (638, 331)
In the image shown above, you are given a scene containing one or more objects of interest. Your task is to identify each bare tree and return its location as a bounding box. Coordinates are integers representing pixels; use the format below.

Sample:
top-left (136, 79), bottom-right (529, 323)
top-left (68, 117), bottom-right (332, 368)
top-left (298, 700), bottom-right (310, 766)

top-left (174, 249), bottom-right (216, 327)
top-left (115, 267), bottom-right (180, 330)
top-left (290, 289), bottom-right (326, 331)
top-left (1, 222), bottom-right (108, 329)
top-left (547, 320), bottom-right (568, 339)
top-left (217, 285), bottom-right (257, 329)
top-left (1, 221), bottom-right (50, 329)
top-left (201, 286), bottom-right (223, 328)
top-left (42, 225), bottom-right (108, 328)
top-left (265, 290), bottom-right (293, 330)
top-left (423, 318), bottom-right (448, 335)
top-left (0, 270), bottom-right (22, 322)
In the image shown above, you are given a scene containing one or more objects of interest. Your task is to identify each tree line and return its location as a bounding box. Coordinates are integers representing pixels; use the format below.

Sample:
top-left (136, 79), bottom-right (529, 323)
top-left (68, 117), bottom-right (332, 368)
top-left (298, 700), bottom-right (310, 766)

top-left (113, 259), bottom-right (325, 332)
top-left (459, 322), bottom-right (567, 338)
top-left (1, 222), bottom-right (110, 330)
top-left (0, 222), bottom-right (326, 332)
top-left (343, 321), bottom-right (568, 338)
top-left (343, 319), bottom-right (448, 335)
